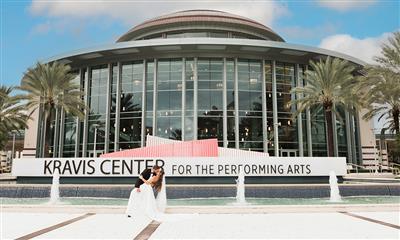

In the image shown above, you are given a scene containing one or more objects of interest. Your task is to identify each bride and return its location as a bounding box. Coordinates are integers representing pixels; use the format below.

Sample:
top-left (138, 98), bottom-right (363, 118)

top-left (125, 168), bottom-right (166, 220)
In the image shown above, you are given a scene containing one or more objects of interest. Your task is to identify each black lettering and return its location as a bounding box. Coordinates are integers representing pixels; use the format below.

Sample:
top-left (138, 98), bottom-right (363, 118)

top-left (72, 160), bottom-right (83, 174)
top-left (172, 165), bottom-right (178, 175)
top-left (231, 165), bottom-right (237, 175)
top-left (44, 160), bottom-right (53, 175)
top-left (87, 160), bottom-right (95, 174)
top-left (218, 165), bottom-right (223, 174)
top-left (252, 164), bottom-right (257, 174)
top-left (271, 165), bottom-right (277, 174)
top-left (145, 159), bottom-right (154, 169)
top-left (53, 160), bottom-right (61, 174)
top-left (306, 164), bottom-right (311, 174)
top-left (62, 160), bottom-right (72, 175)
top-left (156, 159), bottom-right (165, 168)
top-left (135, 159), bottom-right (144, 174)
top-left (294, 165), bottom-right (300, 174)
top-left (244, 164), bottom-right (251, 174)
top-left (287, 165), bottom-right (293, 174)
top-left (122, 160), bottom-right (133, 174)
top-left (112, 160), bottom-right (120, 175)
top-left (100, 160), bottom-right (111, 175)
top-left (259, 165), bottom-right (266, 174)
top-left (178, 165), bottom-right (185, 174)
top-left (186, 165), bottom-right (192, 174)
top-left (278, 164), bottom-right (284, 174)
top-left (195, 165), bottom-right (200, 174)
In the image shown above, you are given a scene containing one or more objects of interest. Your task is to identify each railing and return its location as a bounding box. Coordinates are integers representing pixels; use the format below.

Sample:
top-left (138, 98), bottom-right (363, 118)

top-left (388, 163), bottom-right (400, 175)
top-left (347, 163), bottom-right (373, 174)
top-left (0, 165), bottom-right (11, 174)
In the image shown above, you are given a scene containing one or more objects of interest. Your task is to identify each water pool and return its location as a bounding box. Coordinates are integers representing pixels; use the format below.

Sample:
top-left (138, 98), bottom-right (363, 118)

top-left (1, 196), bottom-right (399, 206)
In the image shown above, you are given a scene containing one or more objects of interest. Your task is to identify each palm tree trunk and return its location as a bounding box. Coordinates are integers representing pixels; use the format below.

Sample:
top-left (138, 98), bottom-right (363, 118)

top-left (43, 109), bottom-right (53, 158)
top-left (325, 109), bottom-right (335, 157)
top-left (393, 108), bottom-right (399, 135)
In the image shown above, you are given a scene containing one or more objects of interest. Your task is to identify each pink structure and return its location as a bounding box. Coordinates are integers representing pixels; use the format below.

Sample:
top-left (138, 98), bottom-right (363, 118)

top-left (100, 138), bottom-right (218, 158)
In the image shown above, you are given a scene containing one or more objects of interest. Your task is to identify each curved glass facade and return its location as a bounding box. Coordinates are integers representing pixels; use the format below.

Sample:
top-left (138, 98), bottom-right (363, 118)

top-left (41, 57), bottom-right (359, 161)
top-left (140, 31), bottom-right (265, 40)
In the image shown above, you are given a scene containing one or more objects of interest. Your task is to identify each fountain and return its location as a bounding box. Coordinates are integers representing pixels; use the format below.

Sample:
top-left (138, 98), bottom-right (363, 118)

top-left (49, 172), bottom-right (60, 204)
top-left (235, 170), bottom-right (247, 205)
top-left (329, 170), bottom-right (342, 202)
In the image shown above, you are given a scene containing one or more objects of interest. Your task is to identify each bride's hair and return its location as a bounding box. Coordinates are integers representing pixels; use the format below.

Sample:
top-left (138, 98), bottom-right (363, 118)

top-left (153, 168), bottom-right (165, 192)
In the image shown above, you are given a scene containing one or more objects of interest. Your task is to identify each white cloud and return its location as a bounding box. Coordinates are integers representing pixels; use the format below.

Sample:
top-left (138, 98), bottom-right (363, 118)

top-left (317, 0), bottom-right (377, 11)
top-left (318, 32), bottom-right (392, 64)
top-left (29, 0), bottom-right (289, 30)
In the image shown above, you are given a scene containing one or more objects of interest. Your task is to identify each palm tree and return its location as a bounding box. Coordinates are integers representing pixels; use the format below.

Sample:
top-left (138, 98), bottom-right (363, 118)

top-left (359, 31), bottom-right (400, 134)
top-left (289, 57), bottom-right (360, 156)
top-left (19, 62), bottom-right (86, 157)
top-left (0, 86), bottom-right (29, 149)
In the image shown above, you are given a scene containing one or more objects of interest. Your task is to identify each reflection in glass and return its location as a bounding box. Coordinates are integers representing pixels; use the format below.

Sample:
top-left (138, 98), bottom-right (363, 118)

top-left (197, 58), bottom-right (223, 144)
top-left (157, 59), bottom-right (182, 140)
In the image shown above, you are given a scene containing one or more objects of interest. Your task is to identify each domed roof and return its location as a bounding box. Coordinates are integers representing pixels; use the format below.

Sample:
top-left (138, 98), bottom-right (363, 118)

top-left (117, 10), bottom-right (284, 42)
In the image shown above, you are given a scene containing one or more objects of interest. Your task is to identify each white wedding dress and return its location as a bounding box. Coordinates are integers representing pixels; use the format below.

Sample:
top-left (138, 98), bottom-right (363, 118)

top-left (125, 176), bottom-right (166, 221)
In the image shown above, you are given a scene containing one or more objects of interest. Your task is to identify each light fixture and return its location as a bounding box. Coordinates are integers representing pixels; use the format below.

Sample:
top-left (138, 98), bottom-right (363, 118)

top-left (123, 128), bottom-right (126, 132)
top-left (287, 120), bottom-right (291, 126)
top-left (249, 78), bottom-right (258, 84)
top-left (165, 129), bottom-right (168, 134)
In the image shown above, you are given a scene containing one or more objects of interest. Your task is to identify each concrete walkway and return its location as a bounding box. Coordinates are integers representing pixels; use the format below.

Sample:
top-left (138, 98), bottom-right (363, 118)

top-left (1, 205), bottom-right (399, 239)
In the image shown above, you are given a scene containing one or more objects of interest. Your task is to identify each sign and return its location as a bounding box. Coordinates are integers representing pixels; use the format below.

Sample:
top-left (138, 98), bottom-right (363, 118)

top-left (12, 157), bottom-right (346, 177)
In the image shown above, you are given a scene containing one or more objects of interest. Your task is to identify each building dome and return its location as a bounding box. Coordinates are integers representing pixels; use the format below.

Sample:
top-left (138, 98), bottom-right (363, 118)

top-left (117, 10), bottom-right (285, 42)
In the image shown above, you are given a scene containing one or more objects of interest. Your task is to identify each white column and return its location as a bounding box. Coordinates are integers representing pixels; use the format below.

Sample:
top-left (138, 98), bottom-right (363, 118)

top-left (223, 58), bottom-right (228, 148)
top-left (234, 58), bottom-right (239, 149)
top-left (114, 63), bottom-right (122, 151)
top-left (58, 108), bottom-right (65, 157)
top-left (261, 60), bottom-right (268, 152)
top-left (141, 60), bottom-right (146, 147)
top-left (296, 64), bottom-right (304, 157)
top-left (152, 59), bottom-right (157, 136)
top-left (182, 58), bottom-right (186, 141)
top-left (105, 63), bottom-right (112, 153)
top-left (272, 60), bottom-right (279, 155)
top-left (82, 67), bottom-right (90, 157)
top-left (193, 57), bottom-right (198, 140)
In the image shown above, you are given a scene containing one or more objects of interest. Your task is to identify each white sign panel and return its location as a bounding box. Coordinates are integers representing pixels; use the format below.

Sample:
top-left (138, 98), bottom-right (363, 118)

top-left (12, 157), bottom-right (346, 177)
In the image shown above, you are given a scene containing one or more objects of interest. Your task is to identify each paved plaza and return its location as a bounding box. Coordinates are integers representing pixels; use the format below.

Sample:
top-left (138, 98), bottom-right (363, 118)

top-left (2, 209), bottom-right (399, 239)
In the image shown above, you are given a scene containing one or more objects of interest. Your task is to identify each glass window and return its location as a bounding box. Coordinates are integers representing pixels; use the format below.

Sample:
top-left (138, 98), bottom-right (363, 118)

top-left (156, 59), bottom-right (183, 140)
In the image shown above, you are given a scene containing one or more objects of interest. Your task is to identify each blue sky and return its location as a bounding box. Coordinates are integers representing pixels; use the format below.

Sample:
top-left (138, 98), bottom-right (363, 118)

top-left (1, 0), bottom-right (399, 87)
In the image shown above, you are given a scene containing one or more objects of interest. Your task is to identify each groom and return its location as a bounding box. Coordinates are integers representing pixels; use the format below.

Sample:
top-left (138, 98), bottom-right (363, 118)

top-left (134, 165), bottom-right (161, 192)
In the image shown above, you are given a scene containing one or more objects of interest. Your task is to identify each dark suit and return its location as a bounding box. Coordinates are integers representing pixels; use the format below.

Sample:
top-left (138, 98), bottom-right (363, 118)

top-left (135, 168), bottom-right (153, 188)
